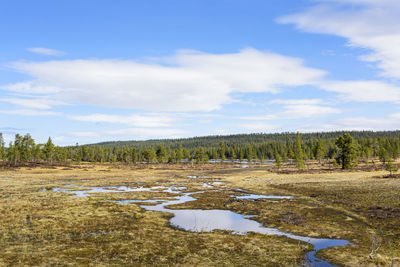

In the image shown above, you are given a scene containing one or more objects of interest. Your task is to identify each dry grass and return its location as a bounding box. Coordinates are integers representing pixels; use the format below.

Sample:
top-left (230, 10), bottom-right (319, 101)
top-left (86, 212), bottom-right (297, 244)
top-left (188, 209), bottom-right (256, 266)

top-left (0, 163), bottom-right (399, 266)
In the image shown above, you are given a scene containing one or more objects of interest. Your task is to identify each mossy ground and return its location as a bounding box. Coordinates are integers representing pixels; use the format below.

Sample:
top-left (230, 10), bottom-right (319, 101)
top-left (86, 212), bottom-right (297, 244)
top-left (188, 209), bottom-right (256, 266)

top-left (0, 162), bottom-right (399, 266)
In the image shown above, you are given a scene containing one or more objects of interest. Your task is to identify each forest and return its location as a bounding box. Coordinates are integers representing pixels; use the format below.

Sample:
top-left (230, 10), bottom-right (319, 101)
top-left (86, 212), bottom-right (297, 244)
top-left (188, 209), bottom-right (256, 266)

top-left (1, 131), bottom-right (399, 167)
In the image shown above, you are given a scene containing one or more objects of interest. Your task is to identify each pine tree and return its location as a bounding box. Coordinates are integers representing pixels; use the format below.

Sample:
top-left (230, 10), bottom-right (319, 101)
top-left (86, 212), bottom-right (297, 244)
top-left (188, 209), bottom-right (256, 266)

top-left (156, 145), bottom-right (168, 163)
top-left (274, 150), bottom-right (282, 170)
top-left (378, 146), bottom-right (389, 163)
top-left (175, 145), bottom-right (183, 163)
top-left (219, 142), bottom-right (226, 161)
top-left (294, 132), bottom-right (305, 169)
top-left (335, 133), bottom-right (357, 169)
top-left (43, 137), bottom-right (55, 163)
top-left (143, 148), bottom-right (156, 163)
top-left (315, 139), bottom-right (325, 163)
top-left (131, 148), bottom-right (137, 164)
top-left (385, 159), bottom-right (399, 177)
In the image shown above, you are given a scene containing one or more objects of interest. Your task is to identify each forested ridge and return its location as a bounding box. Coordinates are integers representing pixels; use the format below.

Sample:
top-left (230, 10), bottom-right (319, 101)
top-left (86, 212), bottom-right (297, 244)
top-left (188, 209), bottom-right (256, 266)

top-left (93, 131), bottom-right (400, 149)
top-left (0, 131), bottom-right (400, 167)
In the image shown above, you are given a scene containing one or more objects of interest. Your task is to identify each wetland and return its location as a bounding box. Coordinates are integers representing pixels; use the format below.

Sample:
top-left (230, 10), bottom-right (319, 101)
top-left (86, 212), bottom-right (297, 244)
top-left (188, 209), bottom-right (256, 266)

top-left (0, 163), bottom-right (399, 266)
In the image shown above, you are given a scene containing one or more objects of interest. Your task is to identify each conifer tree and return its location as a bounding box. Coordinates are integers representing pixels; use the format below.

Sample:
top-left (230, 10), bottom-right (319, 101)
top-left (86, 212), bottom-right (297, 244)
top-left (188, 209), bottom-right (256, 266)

top-left (156, 145), bottom-right (168, 163)
top-left (294, 132), bottom-right (305, 168)
top-left (315, 139), bottom-right (325, 163)
top-left (131, 148), bottom-right (137, 164)
top-left (378, 146), bottom-right (389, 163)
top-left (43, 137), bottom-right (55, 162)
top-left (274, 150), bottom-right (282, 170)
top-left (175, 145), bottom-right (183, 162)
top-left (219, 142), bottom-right (226, 161)
top-left (335, 133), bottom-right (357, 169)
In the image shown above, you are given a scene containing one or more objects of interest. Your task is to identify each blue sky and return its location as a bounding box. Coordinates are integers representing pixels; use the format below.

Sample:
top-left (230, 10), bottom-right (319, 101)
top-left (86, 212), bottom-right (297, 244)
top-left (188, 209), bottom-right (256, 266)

top-left (1, 0), bottom-right (400, 145)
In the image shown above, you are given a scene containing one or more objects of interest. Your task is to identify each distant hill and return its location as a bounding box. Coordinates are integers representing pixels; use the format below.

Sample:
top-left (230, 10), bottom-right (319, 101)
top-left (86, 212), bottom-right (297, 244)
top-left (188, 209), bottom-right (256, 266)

top-left (89, 130), bottom-right (400, 149)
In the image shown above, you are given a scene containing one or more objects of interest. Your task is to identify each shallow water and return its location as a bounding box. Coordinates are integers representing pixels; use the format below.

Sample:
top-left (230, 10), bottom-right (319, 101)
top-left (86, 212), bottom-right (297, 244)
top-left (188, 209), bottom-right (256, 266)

top-left (202, 183), bottom-right (213, 188)
top-left (232, 194), bottom-right (292, 200)
top-left (234, 165), bottom-right (249, 168)
top-left (54, 184), bottom-right (352, 266)
top-left (187, 175), bottom-right (209, 179)
top-left (52, 185), bottom-right (186, 197)
top-left (137, 191), bottom-right (351, 267)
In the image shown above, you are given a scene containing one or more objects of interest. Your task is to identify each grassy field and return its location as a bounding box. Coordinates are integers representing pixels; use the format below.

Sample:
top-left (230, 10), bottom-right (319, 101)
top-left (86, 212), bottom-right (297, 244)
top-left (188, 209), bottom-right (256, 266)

top-left (0, 163), bottom-right (399, 266)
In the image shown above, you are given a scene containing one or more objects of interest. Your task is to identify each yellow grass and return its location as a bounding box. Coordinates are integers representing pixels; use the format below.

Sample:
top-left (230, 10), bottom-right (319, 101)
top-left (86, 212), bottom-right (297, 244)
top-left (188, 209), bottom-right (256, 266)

top-left (0, 163), bottom-right (399, 266)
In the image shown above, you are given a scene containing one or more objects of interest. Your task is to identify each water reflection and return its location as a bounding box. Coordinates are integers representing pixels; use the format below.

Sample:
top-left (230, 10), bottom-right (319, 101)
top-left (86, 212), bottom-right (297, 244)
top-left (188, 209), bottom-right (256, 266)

top-left (135, 191), bottom-right (352, 267)
top-left (232, 194), bottom-right (292, 200)
top-left (53, 184), bottom-right (352, 266)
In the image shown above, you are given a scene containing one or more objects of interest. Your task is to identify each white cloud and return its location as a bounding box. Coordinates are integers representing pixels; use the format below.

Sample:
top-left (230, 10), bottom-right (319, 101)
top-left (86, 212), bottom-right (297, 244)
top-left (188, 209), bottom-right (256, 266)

top-left (70, 128), bottom-right (185, 140)
top-left (332, 115), bottom-right (400, 131)
top-left (0, 109), bottom-right (60, 116)
top-left (240, 99), bottom-right (341, 120)
top-left (53, 136), bottom-right (65, 143)
top-left (278, 0), bottom-right (400, 80)
top-left (1, 81), bottom-right (60, 94)
top-left (269, 98), bottom-right (323, 105)
top-left (2, 48), bottom-right (325, 112)
top-left (0, 97), bottom-right (66, 109)
top-left (69, 131), bottom-right (99, 138)
top-left (27, 47), bottom-right (65, 56)
top-left (296, 112), bottom-right (400, 132)
top-left (320, 80), bottom-right (400, 102)
top-left (69, 113), bottom-right (175, 127)
top-left (235, 122), bottom-right (279, 132)
top-left (278, 103), bottom-right (341, 118)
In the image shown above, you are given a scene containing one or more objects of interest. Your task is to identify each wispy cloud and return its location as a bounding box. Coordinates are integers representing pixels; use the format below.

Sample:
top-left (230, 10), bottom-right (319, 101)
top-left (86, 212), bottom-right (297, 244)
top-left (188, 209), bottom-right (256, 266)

top-left (278, 0), bottom-right (400, 80)
top-left (0, 97), bottom-right (67, 109)
top-left (235, 122), bottom-right (279, 132)
top-left (240, 99), bottom-right (341, 120)
top-left (69, 127), bottom-right (186, 140)
top-left (27, 47), bottom-right (65, 56)
top-left (68, 113), bottom-right (176, 127)
top-left (319, 80), bottom-right (400, 102)
top-left (0, 109), bottom-right (60, 116)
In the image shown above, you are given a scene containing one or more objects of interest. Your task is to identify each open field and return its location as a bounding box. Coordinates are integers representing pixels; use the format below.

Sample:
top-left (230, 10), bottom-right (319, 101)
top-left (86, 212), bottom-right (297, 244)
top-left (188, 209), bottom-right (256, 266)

top-left (0, 163), bottom-right (399, 266)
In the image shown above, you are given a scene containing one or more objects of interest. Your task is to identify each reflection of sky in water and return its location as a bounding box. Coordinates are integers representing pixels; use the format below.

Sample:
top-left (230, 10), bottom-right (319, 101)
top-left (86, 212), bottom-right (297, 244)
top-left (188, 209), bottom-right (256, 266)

top-left (232, 194), bottom-right (292, 200)
top-left (138, 191), bottom-right (352, 267)
top-left (53, 184), bottom-right (352, 266)
top-left (52, 185), bottom-right (186, 197)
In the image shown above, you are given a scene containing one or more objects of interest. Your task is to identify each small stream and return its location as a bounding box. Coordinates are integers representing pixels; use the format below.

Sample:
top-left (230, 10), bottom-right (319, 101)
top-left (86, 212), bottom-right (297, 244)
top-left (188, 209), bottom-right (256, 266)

top-left (51, 184), bottom-right (352, 266)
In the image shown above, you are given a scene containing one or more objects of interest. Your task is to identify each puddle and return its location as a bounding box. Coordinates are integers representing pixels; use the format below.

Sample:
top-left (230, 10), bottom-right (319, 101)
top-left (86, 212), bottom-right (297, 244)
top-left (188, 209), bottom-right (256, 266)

top-left (51, 185), bottom-right (186, 197)
top-left (113, 199), bottom-right (166, 204)
top-left (55, 184), bottom-right (352, 266)
top-left (202, 183), bottom-right (213, 188)
top-left (187, 176), bottom-right (209, 179)
top-left (139, 192), bottom-right (351, 266)
top-left (232, 194), bottom-right (292, 200)
top-left (212, 182), bottom-right (223, 185)
top-left (233, 188), bottom-right (248, 192)
top-left (234, 165), bottom-right (249, 168)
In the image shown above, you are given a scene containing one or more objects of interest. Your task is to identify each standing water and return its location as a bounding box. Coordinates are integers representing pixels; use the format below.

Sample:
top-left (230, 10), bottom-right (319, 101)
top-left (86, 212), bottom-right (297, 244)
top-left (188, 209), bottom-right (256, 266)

top-left (54, 184), bottom-right (352, 266)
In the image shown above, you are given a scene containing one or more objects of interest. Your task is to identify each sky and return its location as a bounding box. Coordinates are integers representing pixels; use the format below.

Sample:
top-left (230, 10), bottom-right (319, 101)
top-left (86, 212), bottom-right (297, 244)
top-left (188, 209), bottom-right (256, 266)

top-left (1, 0), bottom-right (400, 146)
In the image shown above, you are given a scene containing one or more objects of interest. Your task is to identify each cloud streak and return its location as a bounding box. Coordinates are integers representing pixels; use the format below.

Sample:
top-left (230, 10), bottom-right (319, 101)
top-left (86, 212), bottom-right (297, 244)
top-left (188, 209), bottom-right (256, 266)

top-left (69, 113), bottom-right (176, 127)
top-left (27, 47), bottom-right (65, 56)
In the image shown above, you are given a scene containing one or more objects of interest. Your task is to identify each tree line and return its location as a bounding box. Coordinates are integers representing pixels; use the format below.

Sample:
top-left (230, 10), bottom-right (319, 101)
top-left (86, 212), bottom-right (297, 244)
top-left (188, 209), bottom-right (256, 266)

top-left (1, 131), bottom-right (399, 170)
